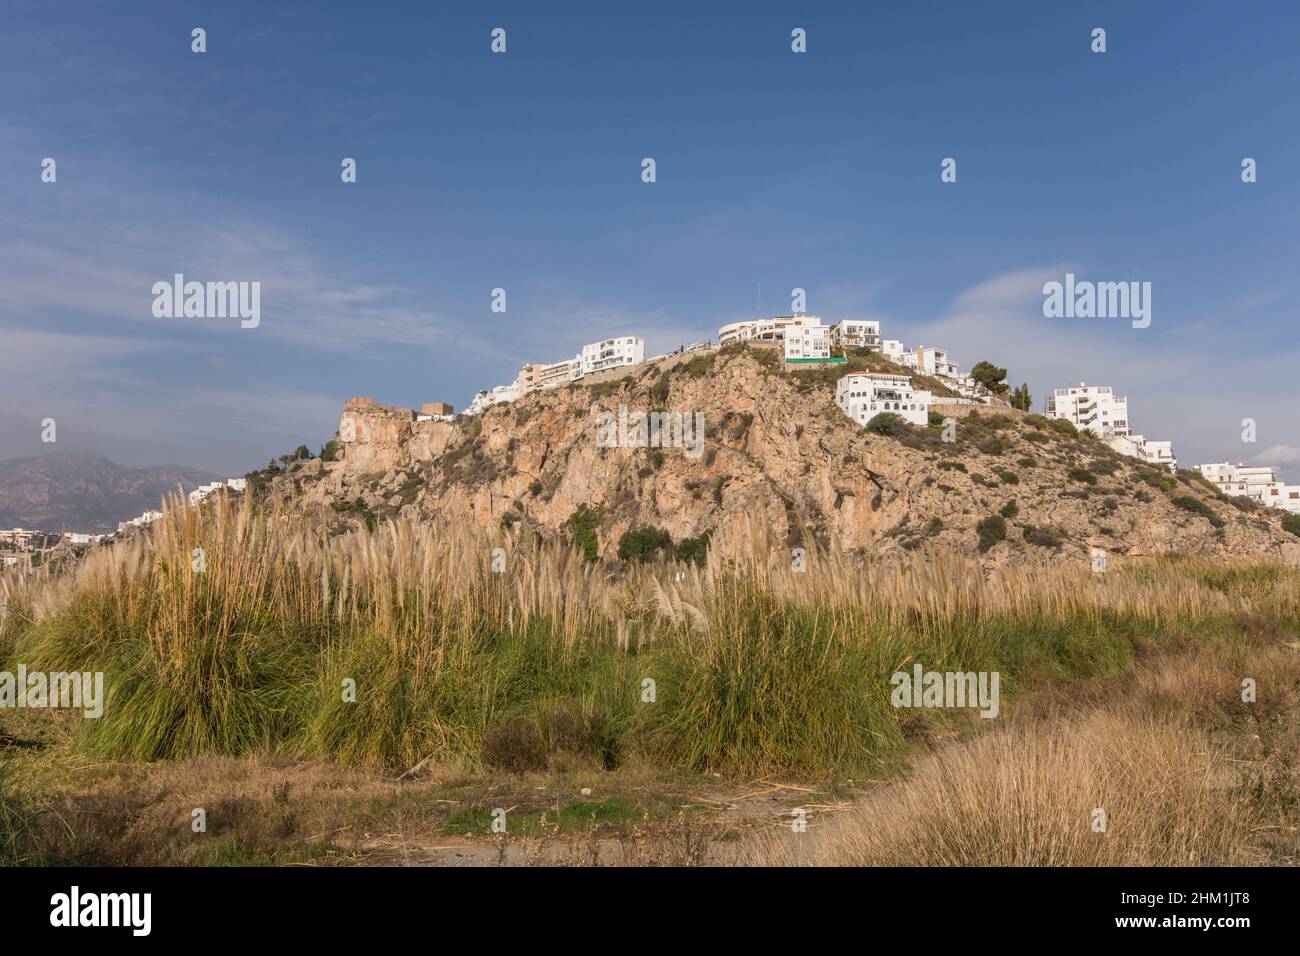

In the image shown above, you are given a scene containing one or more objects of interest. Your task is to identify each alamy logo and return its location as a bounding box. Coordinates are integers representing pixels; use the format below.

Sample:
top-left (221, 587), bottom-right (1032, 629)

top-left (596, 404), bottom-right (705, 459)
top-left (1042, 273), bottom-right (1150, 329)
top-left (0, 666), bottom-right (104, 718)
top-left (50, 886), bottom-right (151, 936)
top-left (152, 273), bottom-right (261, 328)
top-left (890, 663), bottom-right (1000, 718)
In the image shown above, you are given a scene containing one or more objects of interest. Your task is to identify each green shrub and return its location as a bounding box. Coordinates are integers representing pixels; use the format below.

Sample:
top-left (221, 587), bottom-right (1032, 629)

top-left (1023, 525), bottom-right (1065, 549)
top-left (332, 496), bottom-right (377, 531)
top-left (976, 515), bottom-right (1007, 552)
top-left (682, 353), bottom-right (715, 377)
top-left (567, 506), bottom-right (602, 561)
top-left (618, 526), bottom-right (674, 562)
top-left (1283, 514), bottom-right (1300, 538)
top-left (1068, 467), bottom-right (1097, 485)
top-left (997, 470), bottom-right (1020, 485)
top-left (674, 532), bottom-right (711, 565)
top-left (1172, 496), bottom-right (1224, 528)
top-left (999, 501), bottom-right (1020, 519)
top-left (866, 412), bottom-right (906, 436)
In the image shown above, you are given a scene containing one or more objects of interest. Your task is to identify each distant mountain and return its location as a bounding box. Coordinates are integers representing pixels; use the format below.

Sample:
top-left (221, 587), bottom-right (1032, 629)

top-left (0, 452), bottom-right (224, 533)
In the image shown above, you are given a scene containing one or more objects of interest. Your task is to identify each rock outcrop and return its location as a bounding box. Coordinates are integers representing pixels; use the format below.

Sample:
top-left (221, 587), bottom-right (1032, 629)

top-left (276, 349), bottom-right (1300, 566)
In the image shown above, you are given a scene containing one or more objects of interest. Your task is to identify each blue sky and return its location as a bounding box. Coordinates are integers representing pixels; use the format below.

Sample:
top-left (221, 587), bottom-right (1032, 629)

top-left (2, 0), bottom-right (1298, 478)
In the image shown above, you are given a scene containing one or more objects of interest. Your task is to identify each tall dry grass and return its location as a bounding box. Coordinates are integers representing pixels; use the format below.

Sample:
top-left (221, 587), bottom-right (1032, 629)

top-left (2, 495), bottom-right (1297, 774)
top-left (754, 643), bottom-right (1300, 866)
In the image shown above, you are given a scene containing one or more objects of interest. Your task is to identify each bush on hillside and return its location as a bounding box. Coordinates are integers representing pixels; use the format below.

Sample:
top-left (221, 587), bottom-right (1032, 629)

top-left (866, 412), bottom-right (906, 436)
top-left (976, 515), bottom-right (1007, 552)
top-left (618, 526), bottom-right (674, 563)
top-left (1023, 525), bottom-right (1066, 549)
top-left (567, 505), bottom-right (602, 561)
top-left (674, 532), bottom-right (711, 565)
top-left (1172, 495), bottom-right (1224, 529)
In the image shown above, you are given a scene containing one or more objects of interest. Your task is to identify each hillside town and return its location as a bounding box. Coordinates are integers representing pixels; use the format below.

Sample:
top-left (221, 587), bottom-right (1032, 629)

top-left (4, 313), bottom-right (1298, 566)
top-left (449, 311), bottom-right (1300, 516)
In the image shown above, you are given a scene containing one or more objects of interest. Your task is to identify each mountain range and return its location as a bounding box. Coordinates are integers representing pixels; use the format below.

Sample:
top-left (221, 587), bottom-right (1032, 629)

top-left (0, 451), bottom-right (223, 533)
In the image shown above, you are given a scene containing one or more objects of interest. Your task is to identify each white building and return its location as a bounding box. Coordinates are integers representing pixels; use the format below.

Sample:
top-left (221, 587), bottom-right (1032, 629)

top-left (1051, 383), bottom-right (1177, 470)
top-left (187, 478), bottom-right (249, 507)
top-left (719, 316), bottom-right (882, 353)
top-left (578, 336), bottom-right (644, 376)
top-left (718, 315), bottom-right (802, 346)
top-left (831, 320), bottom-right (880, 351)
top-left (1108, 434), bottom-right (1177, 471)
top-left (881, 339), bottom-right (906, 363)
top-left (783, 316), bottom-right (832, 361)
top-left (837, 373), bottom-right (933, 427)
top-left (61, 532), bottom-right (105, 546)
top-left (467, 335), bottom-right (647, 415)
top-left (902, 345), bottom-right (961, 379)
top-left (1197, 462), bottom-right (1300, 514)
top-left (118, 510), bottom-right (164, 533)
top-left (466, 382), bottom-right (525, 415)
top-left (1048, 384), bottom-right (1131, 438)
top-left (1139, 439), bottom-right (1176, 470)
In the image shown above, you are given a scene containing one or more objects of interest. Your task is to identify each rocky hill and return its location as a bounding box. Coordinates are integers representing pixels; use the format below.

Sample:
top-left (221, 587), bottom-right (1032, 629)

top-left (264, 346), bottom-right (1300, 565)
top-left (0, 452), bottom-right (222, 533)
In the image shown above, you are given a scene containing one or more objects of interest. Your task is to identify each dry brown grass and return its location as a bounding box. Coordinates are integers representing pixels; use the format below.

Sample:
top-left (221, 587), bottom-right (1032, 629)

top-left (754, 644), bottom-right (1300, 867)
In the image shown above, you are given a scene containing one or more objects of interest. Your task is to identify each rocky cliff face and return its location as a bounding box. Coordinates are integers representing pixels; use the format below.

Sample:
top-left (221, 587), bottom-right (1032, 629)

top-left (272, 349), bottom-right (1300, 566)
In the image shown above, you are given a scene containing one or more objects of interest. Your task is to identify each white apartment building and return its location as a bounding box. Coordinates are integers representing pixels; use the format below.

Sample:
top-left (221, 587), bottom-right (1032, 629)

top-left (1051, 382), bottom-right (1178, 470)
top-left (1048, 384), bottom-right (1130, 438)
top-left (578, 336), bottom-right (644, 376)
top-left (881, 339), bottom-right (906, 363)
top-left (718, 316), bottom-right (800, 346)
top-left (536, 358), bottom-right (577, 388)
top-left (466, 382), bottom-right (525, 415)
top-left (0, 528), bottom-right (37, 550)
top-left (117, 510), bottom-right (164, 533)
top-left (719, 316), bottom-right (882, 353)
top-left (186, 477), bottom-right (249, 507)
top-left (836, 373), bottom-right (933, 427)
top-left (1198, 462), bottom-right (1300, 514)
top-left (1109, 434), bottom-right (1177, 471)
top-left (1140, 439), bottom-right (1176, 470)
top-left (784, 317), bottom-right (832, 361)
top-left (466, 334), bottom-right (647, 415)
top-left (902, 345), bottom-right (961, 380)
top-left (61, 532), bottom-right (106, 546)
top-left (831, 320), bottom-right (880, 351)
